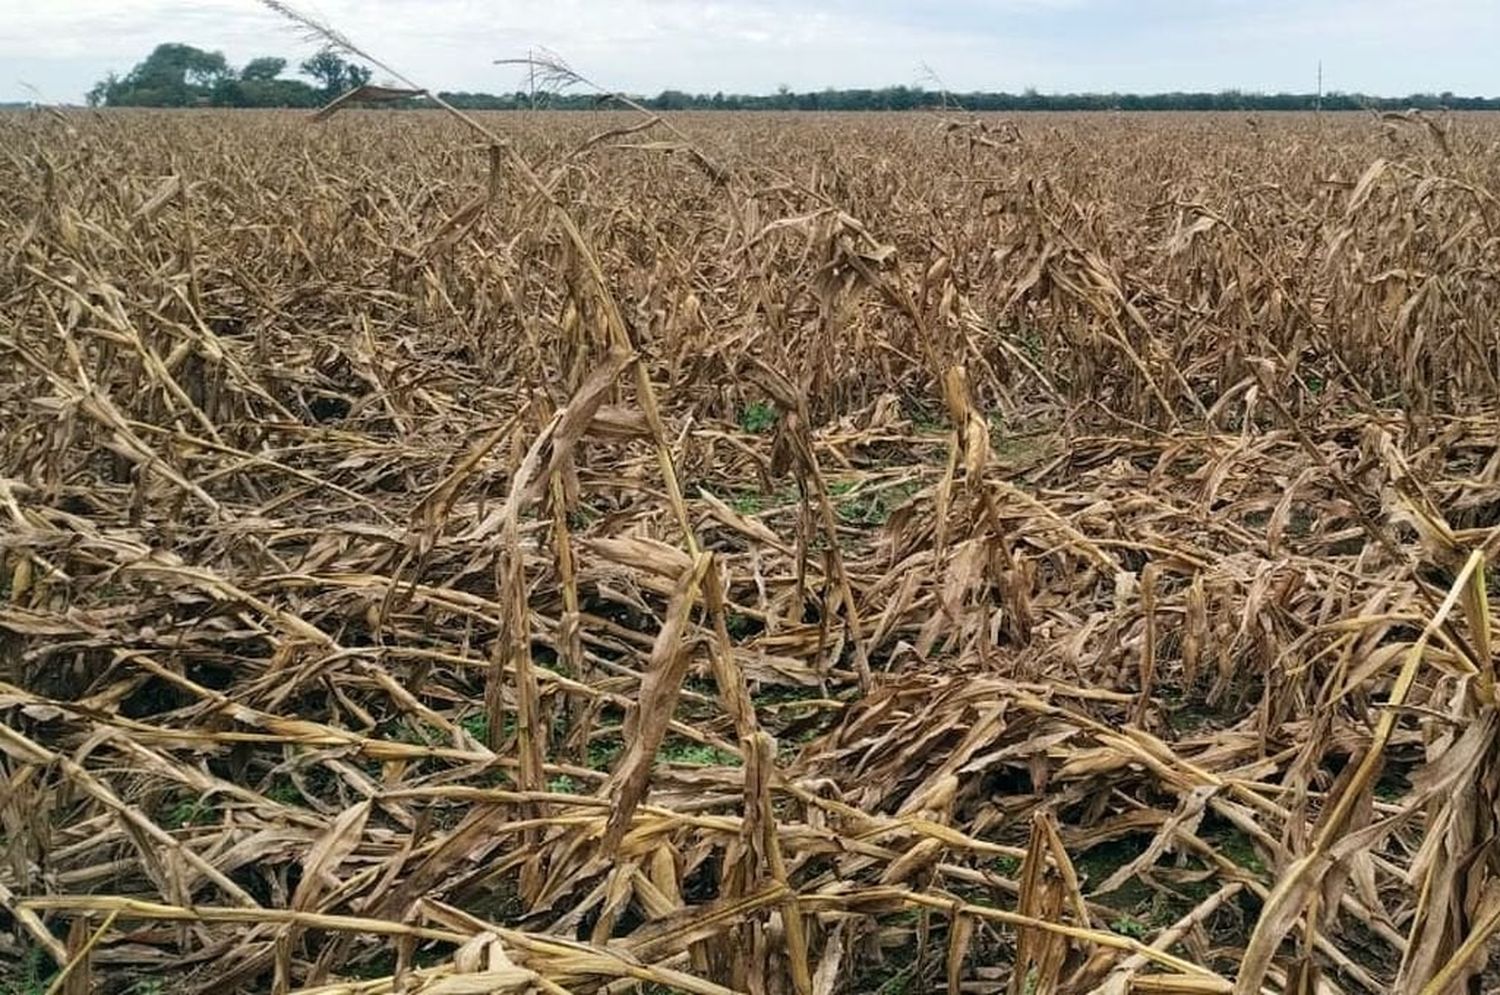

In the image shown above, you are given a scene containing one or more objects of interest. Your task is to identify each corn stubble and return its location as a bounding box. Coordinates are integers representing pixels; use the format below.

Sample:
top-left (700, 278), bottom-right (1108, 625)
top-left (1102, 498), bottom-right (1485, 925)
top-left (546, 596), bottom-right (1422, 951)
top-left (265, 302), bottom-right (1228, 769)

top-left (3, 101), bottom-right (1500, 994)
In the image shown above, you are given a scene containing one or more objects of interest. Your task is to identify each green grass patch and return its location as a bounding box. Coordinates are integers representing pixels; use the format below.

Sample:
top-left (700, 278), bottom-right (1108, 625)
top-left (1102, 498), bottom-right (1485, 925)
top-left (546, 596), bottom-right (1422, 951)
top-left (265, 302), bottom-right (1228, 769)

top-left (835, 481), bottom-right (920, 526)
top-left (902, 399), bottom-right (947, 432)
top-left (1109, 915), bottom-right (1151, 939)
top-left (0, 948), bottom-right (51, 995)
top-left (1374, 768), bottom-right (1410, 802)
top-left (730, 492), bottom-right (764, 515)
top-left (988, 419), bottom-right (1050, 464)
top-left (725, 611), bottom-right (759, 639)
top-left (1074, 836), bottom-right (1214, 929)
top-left (738, 401), bottom-right (777, 434)
top-left (587, 735), bottom-right (623, 771)
top-left (751, 683), bottom-right (824, 706)
top-left (1164, 701), bottom-right (1219, 733)
top-left (387, 717), bottom-right (440, 745)
top-left (264, 777), bottom-right (303, 806)
top-left (1161, 681), bottom-right (1242, 733)
top-left (1210, 825), bottom-right (1267, 876)
top-left (657, 738), bottom-right (741, 767)
top-left (1015, 323), bottom-right (1043, 363)
top-left (725, 486), bottom-right (799, 516)
top-left (459, 711), bottom-right (489, 743)
top-left (343, 950), bottom-right (397, 981)
top-left (566, 504), bottom-right (602, 530)
top-left (989, 854), bottom-right (1022, 877)
top-left (162, 794), bottom-right (215, 829)
top-left (548, 774), bottom-right (581, 794)
top-left (911, 413), bottom-right (947, 432)
top-left (870, 962), bottom-right (919, 995)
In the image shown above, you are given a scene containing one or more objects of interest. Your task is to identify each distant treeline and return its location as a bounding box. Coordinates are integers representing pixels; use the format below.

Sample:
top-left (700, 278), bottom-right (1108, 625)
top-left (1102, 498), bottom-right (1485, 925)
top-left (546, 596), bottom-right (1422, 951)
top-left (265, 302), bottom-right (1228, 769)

top-left (88, 43), bottom-right (370, 108)
top-left (446, 88), bottom-right (1500, 112)
top-left (85, 43), bottom-right (1500, 112)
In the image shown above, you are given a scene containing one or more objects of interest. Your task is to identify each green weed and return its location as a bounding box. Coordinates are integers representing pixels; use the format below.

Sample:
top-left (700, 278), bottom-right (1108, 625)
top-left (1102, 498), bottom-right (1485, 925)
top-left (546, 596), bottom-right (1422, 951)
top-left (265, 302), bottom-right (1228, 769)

top-left (657, 739), bottom-right (741, 767)
top-left (911, 412), bottom-right (947, 431)
top-left (835, 481), bottom-right (919, 526)
top-left (459, 712), bottom-right (489, 742)
top-left (739, 401), bottom-right (777, 434)
top-left (548, 774), bottom-right (580, 794)
top-left (566, 504), bottom-right (601, 530)
top-left (1015, 322), bottom-right (1043, 362)
top-left (1110, 915), bottom-right (1151, 938)
top-left (730, 492), bottom-right (763, 515)
top-left (587, 736), bottom-right (623, 770)
top-left (162, 794), bottom-right (215, 829)
top-left (1213, 826), bottom-right (1266, 876)
top-left (725, 611), bottom-right (757, 638)
top-left (0, 948), bottom-right (50, 995)
top-left (989, 854), bottom-right (1022, 877)
top-left (265, 778), bottom-right (302, 806)
top-left (903, 398), bottom-right (947, 431)
top-left (751, 683), bottom-right (822, 706)
top-left (870, 962), bottom-right (919, 995)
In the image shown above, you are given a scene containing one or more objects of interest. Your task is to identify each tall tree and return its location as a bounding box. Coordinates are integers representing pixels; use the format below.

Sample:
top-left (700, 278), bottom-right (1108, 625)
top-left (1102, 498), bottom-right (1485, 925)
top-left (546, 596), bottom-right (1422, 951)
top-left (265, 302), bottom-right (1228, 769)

top-left (219, 53), bottom-right (322, 108)
top-left (86, 73), bottom-right (118, 107)
top-left (104, 43), bottom-right (231, 106)
top-left (241, 57), bottom-right (287, 81)
top-left (300, 48), bottom-right (372, 96)
top-left (300, 49), bottom-right (345, 93)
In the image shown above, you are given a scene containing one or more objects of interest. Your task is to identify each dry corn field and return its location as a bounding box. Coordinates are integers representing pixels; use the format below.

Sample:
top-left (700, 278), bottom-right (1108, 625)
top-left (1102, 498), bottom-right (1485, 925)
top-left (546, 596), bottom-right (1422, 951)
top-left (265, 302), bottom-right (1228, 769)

top-left (4, 106), bottom-right (1500, 995)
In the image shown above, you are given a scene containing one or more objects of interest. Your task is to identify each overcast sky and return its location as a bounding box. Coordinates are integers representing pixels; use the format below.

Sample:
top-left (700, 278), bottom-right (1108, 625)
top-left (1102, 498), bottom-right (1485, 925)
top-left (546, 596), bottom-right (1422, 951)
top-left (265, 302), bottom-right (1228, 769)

top-left (3, 0), bottom-right (1497, 105)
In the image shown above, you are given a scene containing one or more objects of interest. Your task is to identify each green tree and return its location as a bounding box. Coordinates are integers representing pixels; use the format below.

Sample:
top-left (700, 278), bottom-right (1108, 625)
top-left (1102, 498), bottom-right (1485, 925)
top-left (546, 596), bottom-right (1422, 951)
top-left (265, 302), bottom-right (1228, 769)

top-left (301, 48), bottom-right (372, 95)
top-left (241, 56), bottom-right (287, 81)
top-left (300, 49), bottom-right (345, 93)
top-left (140, 43), bottom-right (227, 88)
top-left (99, 43), bottom-right (231, 106)
top-left (86, 73), bottom-right (117, 107)
top-left (89, 45), bottom-right (326, 107)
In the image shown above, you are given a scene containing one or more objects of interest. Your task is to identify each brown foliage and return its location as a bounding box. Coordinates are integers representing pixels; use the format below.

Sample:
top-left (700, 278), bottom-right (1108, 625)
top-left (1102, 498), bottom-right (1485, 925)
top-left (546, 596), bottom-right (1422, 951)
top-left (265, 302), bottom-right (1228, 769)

top-left (4, 105), bottom-right (1500, 994)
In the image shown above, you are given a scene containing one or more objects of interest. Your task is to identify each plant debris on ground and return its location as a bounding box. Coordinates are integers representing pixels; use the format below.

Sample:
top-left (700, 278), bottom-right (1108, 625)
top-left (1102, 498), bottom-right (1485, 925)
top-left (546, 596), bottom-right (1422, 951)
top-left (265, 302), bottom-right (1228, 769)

top-left (3, 94), bottom-right (1500, 995)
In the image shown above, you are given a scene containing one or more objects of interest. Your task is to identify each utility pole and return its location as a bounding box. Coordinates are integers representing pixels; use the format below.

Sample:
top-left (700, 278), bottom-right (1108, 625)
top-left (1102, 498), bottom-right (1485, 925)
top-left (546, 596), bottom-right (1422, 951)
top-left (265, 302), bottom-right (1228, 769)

top-left (1316, 60), bottom-right (1323, 113)
top-left (528, 48), bottom-right (536, 110)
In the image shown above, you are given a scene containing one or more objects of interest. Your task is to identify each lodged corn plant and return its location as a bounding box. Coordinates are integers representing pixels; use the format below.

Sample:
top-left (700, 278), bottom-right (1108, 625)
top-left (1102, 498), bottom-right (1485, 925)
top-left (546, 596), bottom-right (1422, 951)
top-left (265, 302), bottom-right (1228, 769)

top-left (4, 48), bottom-right (1500, 995)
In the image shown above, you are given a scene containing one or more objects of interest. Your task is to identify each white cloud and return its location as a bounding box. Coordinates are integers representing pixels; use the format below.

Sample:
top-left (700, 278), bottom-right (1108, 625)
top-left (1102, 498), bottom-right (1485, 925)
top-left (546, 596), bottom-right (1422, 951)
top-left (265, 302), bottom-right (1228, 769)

top-left (2, 0), bottom-right (1495, 103)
